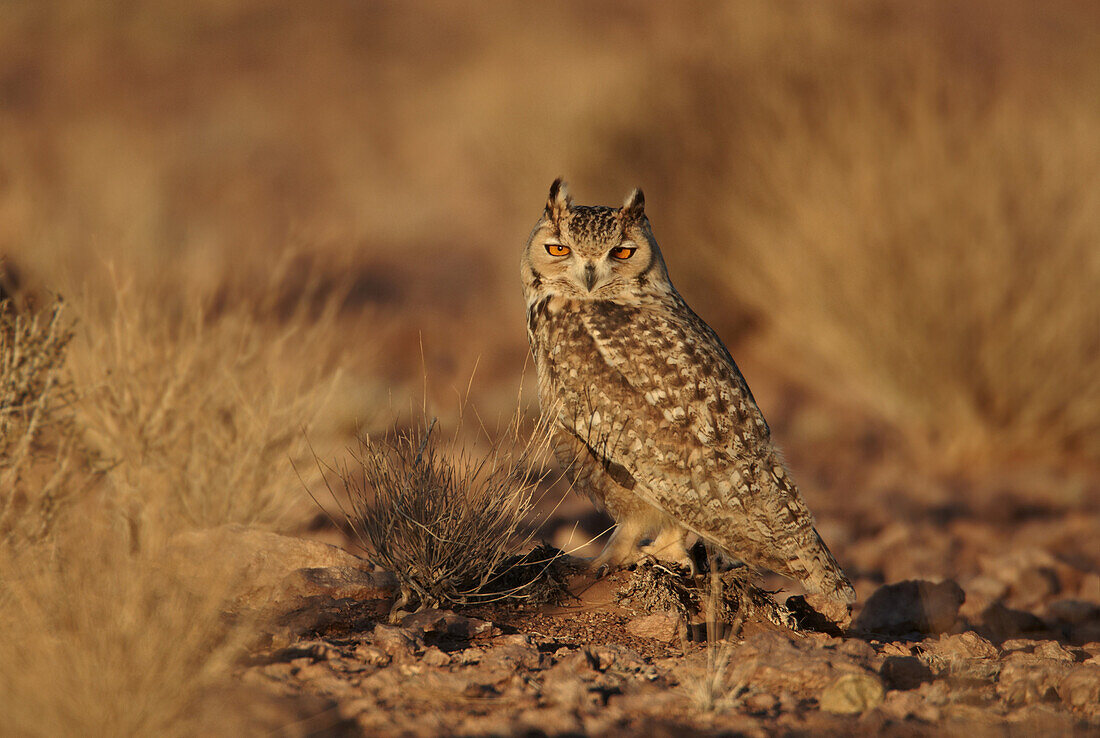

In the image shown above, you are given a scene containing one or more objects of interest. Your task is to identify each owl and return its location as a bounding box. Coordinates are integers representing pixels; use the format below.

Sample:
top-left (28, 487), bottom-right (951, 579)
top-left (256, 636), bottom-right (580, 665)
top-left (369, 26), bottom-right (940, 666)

top-left (522, 179), bottom-right (855, 603)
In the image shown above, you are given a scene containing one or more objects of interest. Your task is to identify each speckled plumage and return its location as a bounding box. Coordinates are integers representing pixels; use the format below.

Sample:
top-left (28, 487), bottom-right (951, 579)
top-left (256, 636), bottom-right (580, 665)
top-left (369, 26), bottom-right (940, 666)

top-left (521, 180), bottom-right (855, 603)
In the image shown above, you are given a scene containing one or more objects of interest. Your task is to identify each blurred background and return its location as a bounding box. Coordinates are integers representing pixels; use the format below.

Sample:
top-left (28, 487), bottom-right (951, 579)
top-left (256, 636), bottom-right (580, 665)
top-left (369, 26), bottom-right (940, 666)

top-left (1, 1), bottom-right (1098, 589)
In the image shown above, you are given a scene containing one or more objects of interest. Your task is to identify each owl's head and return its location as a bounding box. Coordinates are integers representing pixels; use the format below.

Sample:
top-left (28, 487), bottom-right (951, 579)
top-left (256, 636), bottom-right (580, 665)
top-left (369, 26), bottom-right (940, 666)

top-left (521, 179), bottom-right (672, 304)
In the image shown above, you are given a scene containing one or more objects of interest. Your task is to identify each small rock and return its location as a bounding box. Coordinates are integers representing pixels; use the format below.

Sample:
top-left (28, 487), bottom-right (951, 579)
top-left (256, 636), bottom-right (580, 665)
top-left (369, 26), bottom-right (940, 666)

top-left (372, 624), bottom-right (421, 658)
top-left (836, 639), bottom-right (877, 662)
top-left (819, 673), bottom-right (886, 714)
top-left (1012, 566), bottom-right (1063, 610)
top-left (853, 580), bottom-right (964, 635)
top-left (880, 690), bottom-right (941, 722)
top-left (400, 609), bottom-right (494, 641)
top-left (732, 629), bottom-right (857, 698)
top-left (978, 548), bottom-right (1076, 610)
top-left (979, 602), bottom-right (1049, 642)
top-left (928, 632), bottom-right (999, 660)
top-left (498, 633), bottom-right (535, 647)
top-left (421, 646), bottom-right (451, 667)
top-left (786, 595), bottom-right (844, 636)
top-left (353, 643), bottom-right (390, 666)
top-left (480, 642), bottom-right (543, 672)
top-left (919, 632), bottom-right (999, 681)
top-left (804, 593), bottom-right (853, 630)
top-left (1002, 639), bottom-right (1038, 653)
top-left (281, 566), bottom-right (396, 603)
top-left (997, 652), bottom-right (1073, 705)
top-left (1033, 641), bottom-right (1075, 662)
top-left (1072, 620), bottom-right (1100, 645)
top-left (454, 648), bottom-right (484, 666)
top-left (1058, 665), bottom-right (1100, 710)
top-left (462, 682), bottom-right (500, 699)
top-left (627, 612), bottom-right (679, 642)
top-left (540, 654), bottom-right (599, 709)
top-left (591, 644), bottom-right (646, 673)
top-left (960, 575), bottom-right (1009, 619)
top-left (881, 655), bottom-right (933, 690)
top-left (742, 690), bottom-right (778, 714)
top-left (879, 641), bottom-right (913, 657)
top-left (1045, 599), bottom-right (1100, 625)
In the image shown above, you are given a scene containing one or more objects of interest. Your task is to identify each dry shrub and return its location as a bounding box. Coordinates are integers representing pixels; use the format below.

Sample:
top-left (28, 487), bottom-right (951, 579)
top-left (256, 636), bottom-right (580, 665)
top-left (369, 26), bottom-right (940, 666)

top-left (315, 417), bottom-right (554, 612)
top-left (71, 281), bottom-right (344, 533)
top-left (588, 2), bottom-right (1100, 469)
top-left (684, 566), bottom-right (756, 713)
top-left (0, 524), bottom-right (245, 738)
top-left (0, 295), bottom-right (83, 546)
top-left (0, 276), bottom-right (323, 737)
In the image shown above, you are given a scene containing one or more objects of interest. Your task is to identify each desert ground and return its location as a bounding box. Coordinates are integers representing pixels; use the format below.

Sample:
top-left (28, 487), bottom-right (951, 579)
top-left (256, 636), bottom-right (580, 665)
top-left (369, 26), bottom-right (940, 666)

top-left (1, 2), bottom-right (1098, 736)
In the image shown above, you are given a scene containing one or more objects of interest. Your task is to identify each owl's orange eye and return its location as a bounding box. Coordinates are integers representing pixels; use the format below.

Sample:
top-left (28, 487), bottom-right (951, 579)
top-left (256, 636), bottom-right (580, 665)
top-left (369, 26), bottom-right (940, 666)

top-left (610, 246), bottom-right (637, 260)
top-left (545, 243), bottom-right (571, 257)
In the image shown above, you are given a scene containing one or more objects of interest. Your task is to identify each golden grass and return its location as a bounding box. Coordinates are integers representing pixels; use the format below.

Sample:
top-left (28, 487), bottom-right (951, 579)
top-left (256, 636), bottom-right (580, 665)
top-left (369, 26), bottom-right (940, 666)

top-left (0, 279), bottom-right (346, 736)
top-left (0, 525), bottom-right (245, 738)
top-left (70, 278), bottom-right (345, 533)
top-left (0, 296), bottom-right (83, 548)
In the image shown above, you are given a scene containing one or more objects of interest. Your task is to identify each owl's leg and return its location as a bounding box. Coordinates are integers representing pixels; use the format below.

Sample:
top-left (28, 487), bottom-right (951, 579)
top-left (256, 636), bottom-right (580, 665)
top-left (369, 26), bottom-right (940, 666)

top-left (640, 526), bottom-right (697, 573)
top-left (590, 518), bottom-right (648, 570)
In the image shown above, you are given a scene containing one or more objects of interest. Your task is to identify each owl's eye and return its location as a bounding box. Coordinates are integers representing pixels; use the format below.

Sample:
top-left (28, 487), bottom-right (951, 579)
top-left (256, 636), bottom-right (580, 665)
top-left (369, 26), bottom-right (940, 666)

top-left (545, 243), bottom-right (571, 257)
top-left (610, 246), bottom-right (637, 260)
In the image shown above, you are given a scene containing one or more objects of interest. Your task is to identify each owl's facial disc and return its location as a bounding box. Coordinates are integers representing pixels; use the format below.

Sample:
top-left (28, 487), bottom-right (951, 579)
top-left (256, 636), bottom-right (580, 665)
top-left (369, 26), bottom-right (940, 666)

top-left (530, 230), bottom-right (651, 300)
top-left (523, 181), bottom-right (671, 303)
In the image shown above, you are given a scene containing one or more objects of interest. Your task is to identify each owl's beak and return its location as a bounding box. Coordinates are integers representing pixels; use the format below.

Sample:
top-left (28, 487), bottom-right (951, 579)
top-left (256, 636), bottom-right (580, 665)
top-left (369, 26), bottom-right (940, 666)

top-left (583, 263), bottom-right (598, 292)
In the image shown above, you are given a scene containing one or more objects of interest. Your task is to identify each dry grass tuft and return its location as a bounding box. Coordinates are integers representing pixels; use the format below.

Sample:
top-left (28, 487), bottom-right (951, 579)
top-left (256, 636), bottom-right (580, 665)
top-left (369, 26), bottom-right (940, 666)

top-left (0, 282), bottom-right (309, 738)
top-left (313, 416), bottom-right (554, 613)
top-left (685, 565), bottom-right (757, 713)
top-left (0, 295), bottom-right (83, 547)
top-left (688, 643), bottom-right (756, 714)
top-left (0, 524), bottom-right (246, 738)
top-left (71, 281), bottom-right (344, 533)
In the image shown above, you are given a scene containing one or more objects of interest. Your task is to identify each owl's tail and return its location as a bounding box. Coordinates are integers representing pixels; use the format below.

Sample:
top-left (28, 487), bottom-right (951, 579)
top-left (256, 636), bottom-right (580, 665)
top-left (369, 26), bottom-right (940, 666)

top-left (794, 530), bottom-right (856, 604)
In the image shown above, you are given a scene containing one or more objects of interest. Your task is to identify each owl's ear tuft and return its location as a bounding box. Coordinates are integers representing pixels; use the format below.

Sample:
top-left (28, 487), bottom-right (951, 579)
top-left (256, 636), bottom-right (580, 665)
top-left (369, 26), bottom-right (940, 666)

top-left (546, 178), bottom-right (572, 220)
top-left (621, 188), bottom-right (645, 220)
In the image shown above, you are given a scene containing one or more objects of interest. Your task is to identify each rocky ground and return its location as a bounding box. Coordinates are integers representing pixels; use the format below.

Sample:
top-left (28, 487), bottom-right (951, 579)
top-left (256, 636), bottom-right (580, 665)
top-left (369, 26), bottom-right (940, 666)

top-left (179, 522), bottom-right (1100, 737)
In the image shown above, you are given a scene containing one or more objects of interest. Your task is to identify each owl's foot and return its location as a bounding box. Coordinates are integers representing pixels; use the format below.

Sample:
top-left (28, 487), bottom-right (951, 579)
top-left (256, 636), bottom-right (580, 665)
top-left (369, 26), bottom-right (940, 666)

top-left (640, 528), bottom-right (697, 574)
top-left (590, 524), bottom-right (698, 575)
top-left (590, 521), bottom-right (647, 572)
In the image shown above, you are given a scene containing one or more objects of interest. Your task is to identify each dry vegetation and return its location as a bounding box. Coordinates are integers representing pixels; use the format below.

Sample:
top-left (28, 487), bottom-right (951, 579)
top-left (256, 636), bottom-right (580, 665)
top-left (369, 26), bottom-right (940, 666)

top-left (0, 1), bottom-right (1097, 735)
top-left (0, 295), bottom-right (79, 547)
top-left (72, 279), bottom-right (345, 532)
top-left (313, 417), bottom-right (554, 612)
top-left (0, 283), bottom-right (348, 735)
top-left (0, 527), bottom-right (243, 738)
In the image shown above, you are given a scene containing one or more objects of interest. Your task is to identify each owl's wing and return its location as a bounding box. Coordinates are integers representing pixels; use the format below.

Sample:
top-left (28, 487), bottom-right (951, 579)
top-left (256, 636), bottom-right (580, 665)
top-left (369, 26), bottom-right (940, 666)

top-left (560, 298), bottom-right (853, 603)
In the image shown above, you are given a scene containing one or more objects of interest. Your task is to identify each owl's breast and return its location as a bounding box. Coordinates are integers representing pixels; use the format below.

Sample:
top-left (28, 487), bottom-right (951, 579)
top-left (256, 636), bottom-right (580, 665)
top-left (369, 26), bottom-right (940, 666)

top-left (527, 297), bottom-right (605, 410)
